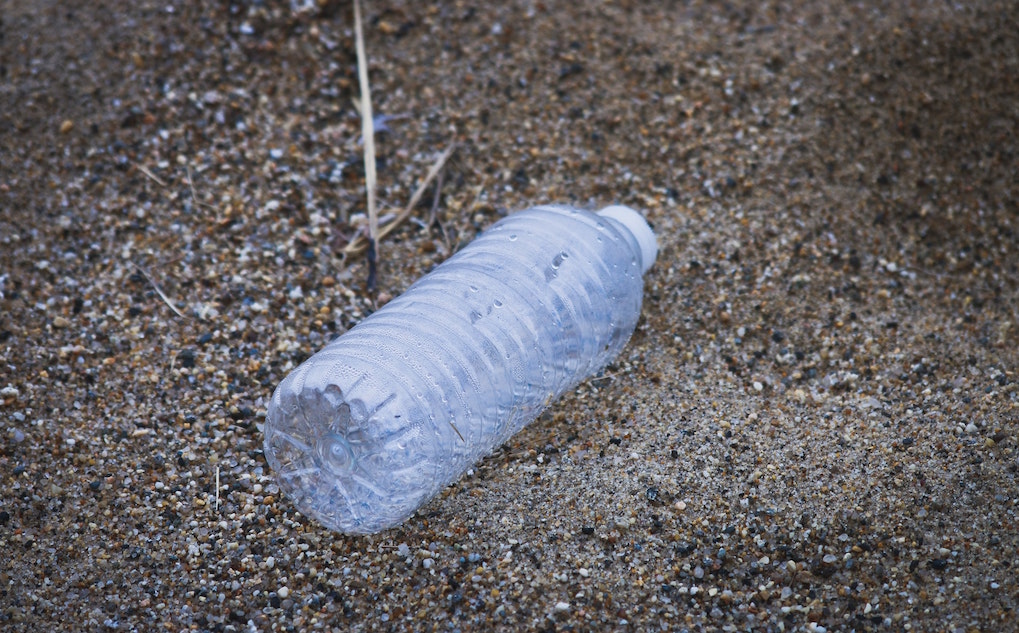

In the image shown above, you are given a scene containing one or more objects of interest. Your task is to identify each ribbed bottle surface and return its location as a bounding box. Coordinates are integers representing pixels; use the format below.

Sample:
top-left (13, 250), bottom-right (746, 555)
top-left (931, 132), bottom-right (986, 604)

top-left (264, 205), bottom-right (651, 534)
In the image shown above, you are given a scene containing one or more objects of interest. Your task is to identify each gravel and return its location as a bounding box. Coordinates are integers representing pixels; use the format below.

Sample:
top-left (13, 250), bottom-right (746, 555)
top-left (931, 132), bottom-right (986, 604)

top-left (1, 1), bottom-right (1017, 631)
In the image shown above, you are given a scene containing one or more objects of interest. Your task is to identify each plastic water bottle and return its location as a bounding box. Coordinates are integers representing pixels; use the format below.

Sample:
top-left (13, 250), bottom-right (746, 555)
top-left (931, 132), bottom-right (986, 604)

top-left (263, 204), bottom-right (657, 534)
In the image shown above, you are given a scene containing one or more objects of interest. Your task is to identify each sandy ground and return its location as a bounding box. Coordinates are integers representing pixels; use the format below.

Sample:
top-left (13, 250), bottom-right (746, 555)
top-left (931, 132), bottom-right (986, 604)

top-left (1, 1), bottom-right (1017, 631)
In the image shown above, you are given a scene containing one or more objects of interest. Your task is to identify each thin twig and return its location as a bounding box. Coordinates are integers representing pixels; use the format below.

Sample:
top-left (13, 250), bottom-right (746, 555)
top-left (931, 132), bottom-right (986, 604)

top-left (366, 238), bottom-right (378, 293)
top-left (429, 169), bottom-right (444, 223)
top-left (136, 163), bottom-right (167, 187)
top-left (132, 262), bottom-right (188, 319)
top-left (428, 168), bottom-right (452, 254)
top-left (468, 177), bottom-right (488, 214)
top-left (215, 465), bottom-right (221, 512)
top-left (589, 371), bottom-right (620, 383)
top-left (353, 0), bottom-right (379, 264)
top-left (185, 164), bottom-right (217, 210)
top-left (343, 145), bottom-right (456, 256)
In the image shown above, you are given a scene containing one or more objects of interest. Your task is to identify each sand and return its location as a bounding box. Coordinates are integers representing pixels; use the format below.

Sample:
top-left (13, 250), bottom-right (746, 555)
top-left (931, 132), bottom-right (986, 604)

top-left (1, 1), bottom-right (1016, 631)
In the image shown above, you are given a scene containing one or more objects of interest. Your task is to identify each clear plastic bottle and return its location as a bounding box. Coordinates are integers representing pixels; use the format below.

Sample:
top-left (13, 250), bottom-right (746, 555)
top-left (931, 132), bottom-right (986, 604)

top-left (263, 204), bottom-right (657, 534)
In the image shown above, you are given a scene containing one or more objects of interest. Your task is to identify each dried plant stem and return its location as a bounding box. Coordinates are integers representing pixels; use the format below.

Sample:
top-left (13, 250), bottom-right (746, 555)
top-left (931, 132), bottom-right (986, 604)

top-left (136, 163), bottom-right (166, 187)
top-left (342, 145), bottom-right (456, 256)
top-left (353, 0), bottom-right (378, 263)
top-left (132, 262), bottom-right (187, 319)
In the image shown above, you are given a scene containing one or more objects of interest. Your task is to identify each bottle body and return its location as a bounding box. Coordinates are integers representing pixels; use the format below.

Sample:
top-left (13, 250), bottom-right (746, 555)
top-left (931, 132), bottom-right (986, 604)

top-left (263, 204), bottom-right (655, 534)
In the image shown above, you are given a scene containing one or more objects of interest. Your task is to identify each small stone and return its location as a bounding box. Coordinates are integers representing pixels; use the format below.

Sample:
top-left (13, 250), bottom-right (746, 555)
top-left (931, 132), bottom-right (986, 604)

top-left (554, 601), bottom-right (570, 613)
top-left (578, 567), bottom-right (589, 578)
top-left (60, 119), bottom-right (74, 134)
top-left (753, 381), bottom-right (763, 392)
top-left (277, 586), bottom-right (289, 599)
top-left (52, 316), bottom-right (71, 328)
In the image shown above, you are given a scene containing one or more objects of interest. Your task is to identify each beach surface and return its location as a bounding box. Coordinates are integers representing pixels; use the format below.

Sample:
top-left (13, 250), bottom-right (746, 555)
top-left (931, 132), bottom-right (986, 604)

top-left (1, 1), bottom-right (1017, 630)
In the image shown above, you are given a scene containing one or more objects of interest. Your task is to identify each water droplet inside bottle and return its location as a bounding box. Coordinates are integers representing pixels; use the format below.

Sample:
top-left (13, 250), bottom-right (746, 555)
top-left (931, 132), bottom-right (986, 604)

top-left (469, 285), bottom-right (479, 292)
top-left (493, 299), bottom-right (503, 308)
top-left (508, 234), bottom-right (518, 241)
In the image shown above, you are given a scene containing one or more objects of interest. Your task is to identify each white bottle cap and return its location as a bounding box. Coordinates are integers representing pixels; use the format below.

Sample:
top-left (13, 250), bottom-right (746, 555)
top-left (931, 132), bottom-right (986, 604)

top-left (597, 205), bottom-right (658, 274)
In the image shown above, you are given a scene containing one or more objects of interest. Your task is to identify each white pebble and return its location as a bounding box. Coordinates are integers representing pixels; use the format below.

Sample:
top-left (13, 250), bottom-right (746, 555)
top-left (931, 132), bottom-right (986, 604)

top-left (277, 586), bottom-right (289, 599)
top-left (554, 601), bottom-right (570, 613)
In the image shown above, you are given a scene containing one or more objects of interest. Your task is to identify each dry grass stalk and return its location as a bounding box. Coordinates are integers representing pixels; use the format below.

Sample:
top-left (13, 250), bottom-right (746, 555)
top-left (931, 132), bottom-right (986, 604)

top-left (352, 0), bottom-right (379, 263)
top-left (342, 145), bottom-right (456, 256)
top-left (132, 263), bottom-right (188, 319)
